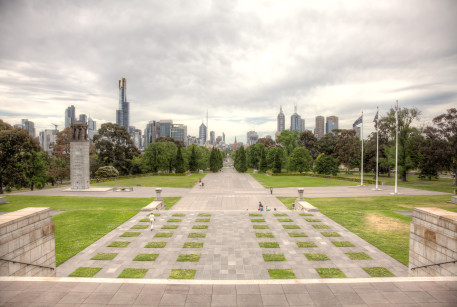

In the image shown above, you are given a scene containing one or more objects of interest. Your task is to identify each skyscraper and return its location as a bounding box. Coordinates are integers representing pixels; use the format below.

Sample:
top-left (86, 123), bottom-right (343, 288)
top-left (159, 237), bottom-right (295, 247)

top-left (277, 106), bottom-right (285, 133)
top-left (290, 105), bottom-right (302, 132)
top-left (88, 117), bottom-right (97, 140)
top-left (222, 132), bottom-right (225, 143)
top-left (314, 116), bottom-right (325, 140)
top-left (159, 120), bottom-right (173, 137)
top-left (171, 124), bottom-right (187, 142)
top-left (210, 131), bottom-right (215, 145)
top-left (247, 131), bottom-right (259, 145)
top-left (116, 77), bottom-right (130, 129)
top-left (79, 114), bottom-right (87, 123)
top-left (144, 120), bottom-right (160, 147)
top-left (65, 105), bottom-right (75, 128)
top-left (326, 116), bottom-right (339, 134)
top-left (21, 119), bottom-right (35, 137)
top-left (199, 123), bottom-right (207, 144)
top-left (301, 119), bottom-right (305, 132)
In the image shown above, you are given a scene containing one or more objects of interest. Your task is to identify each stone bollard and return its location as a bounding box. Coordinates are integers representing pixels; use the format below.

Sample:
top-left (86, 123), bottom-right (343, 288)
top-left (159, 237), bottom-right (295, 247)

top-left (155, 188), bottom-right (162, 201)
top-left (199, 169), bottom-right (204, 174)
top-left (298, 188), bottom-right (304, 200)
top-left (253, 170), bottom-right (258, 174)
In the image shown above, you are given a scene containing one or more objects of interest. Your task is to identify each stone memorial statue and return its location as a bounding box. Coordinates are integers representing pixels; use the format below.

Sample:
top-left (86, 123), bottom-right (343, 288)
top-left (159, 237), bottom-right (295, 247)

top-left (70, 122), bottom-right (90, 190)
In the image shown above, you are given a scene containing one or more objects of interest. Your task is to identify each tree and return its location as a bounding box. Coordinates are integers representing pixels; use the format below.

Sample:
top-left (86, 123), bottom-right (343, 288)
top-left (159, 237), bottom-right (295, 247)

top-left (246, 143), bottom-right (265, 169)
top-left (234, 146), bottom-right (247, 173)
top-left (256, 137), bottom-right (275, 148)
top-left (156, 136), bottom-right (185, 148)
top-left (142, 142), bottom-right (177, 173)
top-left (417, 127), bottom-right (444, 180)
top-left (259, 147), bottom-right (268, 172)
top-left (0, 119), bottom-right (12, 131)
top-left (273, 149), bottom-right (282, 173)
top-left (316, 133), bottom-right (337, 156)
top-left (25, 151), bottom-right (49, 191)
top-left (209, 148), bottom-right (220, 172)
top-left (93, 123), bottom-right (140, 175)
top-left (288, 147), bottom-right (313, 173)
top-left (52, 127), bottom-right (72, 180)
top-left (379, 107), bottom-right (421, 181)
top-left (334, 129), bottom-right (360, 173)
top-left (267, 147), bottom-right (283, 170)
top-left (0, 126), bottom-right (42, 194)
top-left (431, 108), bottom-right (457, 186)
top-left (278, 130), bottom-right (300, 157)
top-left (314, 154), bottom-right (339, 176)
top-left (95, 166), bottom-right (119, 178)
top-left (299, 131), bottom-right (319, 159)
top-left (175, 146), bottom-right (185, 173)
top-left (189, 145), bottom-right (198, 171)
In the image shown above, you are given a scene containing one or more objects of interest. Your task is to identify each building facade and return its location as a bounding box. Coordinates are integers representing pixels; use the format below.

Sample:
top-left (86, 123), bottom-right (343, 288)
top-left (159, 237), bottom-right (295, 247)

top-left (144, 120), bottom-right (160, 148)
top-left (159, 120), bottom-right (173, 137)
top-left (116, 77), bottom-right (130, 129)
top-left (87, 117), bottom-right (97, 140)
top-left (171, 124), bottom-right (187, 142)
top-left (39, 129), bottom-right (57, 153)
top-left (290, 105), bottom-right (303, 132)
top-left (199, 123), bottom-right (207, 144)
top-left (247, 131), bottom-right (259, 146)
top-left (79, 114), bottom-right (87, 123)
top-left (277, 106), bottom-right (285, 133)
top-left (210, 131), bottom-right (215, 145)
top-left (326, 115), bottom-right (339, 134)
top-left (314, 116), bottom-right (325, 140)
top-left (65, 105), bottom-right (75, 128)
top-left (21, 119), bottom-right (35, 137)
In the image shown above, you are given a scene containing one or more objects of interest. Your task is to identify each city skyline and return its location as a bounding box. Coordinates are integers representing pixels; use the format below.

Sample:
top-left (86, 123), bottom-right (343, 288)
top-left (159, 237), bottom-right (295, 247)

top-left (1, 1), bottom-right (456, 144)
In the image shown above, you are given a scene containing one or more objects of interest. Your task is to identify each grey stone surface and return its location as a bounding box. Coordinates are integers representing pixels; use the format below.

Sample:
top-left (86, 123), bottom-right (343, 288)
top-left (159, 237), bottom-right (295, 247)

top-left (0, 196), bottom-right (6, 204)
top-left (452, 196), bottom-right (457, 204)
top-left (70, 141), bottom-right (90, 190)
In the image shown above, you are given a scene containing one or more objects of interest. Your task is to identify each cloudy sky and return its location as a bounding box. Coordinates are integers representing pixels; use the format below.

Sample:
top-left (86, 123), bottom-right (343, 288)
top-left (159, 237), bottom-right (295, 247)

top-left (1, 0), bottom-right (456, 144)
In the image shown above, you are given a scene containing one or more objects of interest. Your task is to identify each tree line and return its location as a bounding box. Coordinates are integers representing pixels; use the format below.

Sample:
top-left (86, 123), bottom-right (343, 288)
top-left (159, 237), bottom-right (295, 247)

top-left (233, 108), bottom-right (457, 186)
top-left (0, 121), bottom-right (224, 194)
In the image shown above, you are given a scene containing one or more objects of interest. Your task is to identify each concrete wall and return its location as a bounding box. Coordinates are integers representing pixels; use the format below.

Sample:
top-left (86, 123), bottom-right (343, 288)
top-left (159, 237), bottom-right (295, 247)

top-left (0, 208), bottom-right (56, 277)
top-left (409, 207), bottom-right (457, 277)
top-left (70, 141), bottom-right (90, 189)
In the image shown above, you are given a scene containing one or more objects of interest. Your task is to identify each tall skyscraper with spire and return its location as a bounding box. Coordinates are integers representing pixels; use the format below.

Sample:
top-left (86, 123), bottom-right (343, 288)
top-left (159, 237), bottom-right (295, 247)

top-left (277, 106), bottom-right (285, 133)
top-left (116, 77), bottom-right (130, 129)
top-left (290, 104), bottom-right (303, 132)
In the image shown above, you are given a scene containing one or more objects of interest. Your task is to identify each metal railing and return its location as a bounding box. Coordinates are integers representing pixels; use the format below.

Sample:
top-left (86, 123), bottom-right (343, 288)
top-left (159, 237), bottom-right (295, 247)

top-left (411, 260), bottom-right (457, 271)
top-left (0, 258), bottom-right (55, 270)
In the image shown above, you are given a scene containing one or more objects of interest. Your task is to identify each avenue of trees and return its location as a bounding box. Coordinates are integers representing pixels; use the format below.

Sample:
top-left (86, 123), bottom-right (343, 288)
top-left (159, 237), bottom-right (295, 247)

top-left (0, 121), bottom-right (224, 194)
top-left (233, 107), bottom-right (457, 186)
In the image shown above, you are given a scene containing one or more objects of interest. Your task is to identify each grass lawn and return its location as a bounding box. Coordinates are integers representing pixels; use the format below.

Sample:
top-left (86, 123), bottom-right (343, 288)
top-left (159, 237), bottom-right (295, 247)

top-left (0, 195), bottom-right (179, 266)
top-left (161, 225), bottom-right (178, 229)
top-left (69, 267), bottom-right (102, 277)
top-left (249, 213), bottom-right (262, 217)
top-left (251, 173), bottom-right (359, 188)
top-left (198, 213), bottom-right (211, 216)
top-left (305, 253), bottom-right (330, 261)
top-left (92, 173), bottom-right (205, 188)
top-left (253, 225), bottom-right (269, 229)
top-left (118, 268), bottom-right (148, 278)
top-left (256, 232), bottom-right (274, 238)
top-left (296, 241), bottom-right (317, 248)
top-left (91, 253), bottom-right (117, 260)
top-left (188, 232), bottom-right (206, 238)
top-left (332, 241), bottom-right (355, 247)
top-left (278, 218), bottom-right (294, 222)
top-left (172, 213), bottom-right (186, 216)
top-left (312, 224), bottom-right (331, 229)
top-left (304, 195), bottom-right (456, 266)
top-left (167, 219), bottom-right (182, 223)
top-left (133, 253), bottom-right (159, 261)
top-left (316, 268), bottom-right (346, 278)
top-left (131, 224), bottom-right (148, 229)
top-left (251, 219), bottom-right (265, 223)
top-left (288, 232), bottom-right (307, 237)
top-left (196, 218), bottom-right (210, 222)
top-left (274, 213), bottom-right (288, 216)
top-left (259, 242), bottom-right (280, 248)
top-left (346, 252), bottom-right (372, 260)
top-left (121, 232), bottom-right (140, 237)
top-left (177, 254), bottom-right (200, 262)
top-left (263, 254), bottom-right (286, 261)
top-left (268, 269), bottom-right (296, 279)
top-left (169, 269), bottom-right (196, 279)
top-left (283, 225), bottom-right (300, 229)
top-left (192, 225), bottom-right (208, 229)
top-left (305, 219), bottom-right (321, 222)
top-left (183, 242), bottom-right (204, 248)
top-left (363, 267), bottom-right (395, 277)
top-left (145, 242), bottom-right (167, 248)
top-left (107, 241), bottom-right (130, 247)
top-left (155, 232), bottom-right (173, 238)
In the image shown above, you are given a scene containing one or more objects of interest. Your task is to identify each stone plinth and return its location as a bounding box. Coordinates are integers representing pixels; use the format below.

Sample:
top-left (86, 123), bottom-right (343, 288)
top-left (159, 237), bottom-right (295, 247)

top-left (451, 196), bottom-right (457, 205)
top-left (294, 200), bottom-right (319, 212)
top-left (0, 207), bottom-right (56, 277)
top-left (141, 200), bottom-right (166, 211)
top-left (70, 141), bottom-right (90, 189)
top-left (409, 207), bottom-right (457, 277)
top-left (0, 196), bottom-right (6, 204)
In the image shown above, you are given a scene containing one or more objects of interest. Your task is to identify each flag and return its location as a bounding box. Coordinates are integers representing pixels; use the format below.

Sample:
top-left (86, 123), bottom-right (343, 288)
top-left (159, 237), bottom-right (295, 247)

top-left (353, 115), bottom-right (362, 127)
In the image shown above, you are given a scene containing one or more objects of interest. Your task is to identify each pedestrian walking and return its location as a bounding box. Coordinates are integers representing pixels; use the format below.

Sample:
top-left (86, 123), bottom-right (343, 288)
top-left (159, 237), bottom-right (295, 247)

top-left (202, 182), bottom-right (204, 189)
top-left (270, 187), bottom-right (273, 194)
top-left (149, 213), bottom-right (155, 231)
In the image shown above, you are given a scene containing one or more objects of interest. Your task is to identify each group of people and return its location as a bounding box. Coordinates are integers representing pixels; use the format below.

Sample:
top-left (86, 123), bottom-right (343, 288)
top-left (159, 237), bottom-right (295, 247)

top-left (198, 177), bottom-right (205, 189)
top-left (258, 201), bottom-right (276, 211)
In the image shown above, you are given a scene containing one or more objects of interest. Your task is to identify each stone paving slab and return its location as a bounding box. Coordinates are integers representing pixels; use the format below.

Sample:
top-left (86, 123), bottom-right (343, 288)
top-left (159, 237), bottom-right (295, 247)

top-left (1, 277), bottom-right (456, 306)
top-left (57, 210), bottom-right (407, 280)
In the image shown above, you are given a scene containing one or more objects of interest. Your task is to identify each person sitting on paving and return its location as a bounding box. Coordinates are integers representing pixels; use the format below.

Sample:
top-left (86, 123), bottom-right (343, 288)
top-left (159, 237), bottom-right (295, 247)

top-left (259, 201), bottom-right (264, 211)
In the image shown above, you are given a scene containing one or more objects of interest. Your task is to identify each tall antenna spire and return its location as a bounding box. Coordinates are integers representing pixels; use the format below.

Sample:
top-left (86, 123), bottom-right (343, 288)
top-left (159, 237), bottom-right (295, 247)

top-left (294, 103), bottom-right (297, 114)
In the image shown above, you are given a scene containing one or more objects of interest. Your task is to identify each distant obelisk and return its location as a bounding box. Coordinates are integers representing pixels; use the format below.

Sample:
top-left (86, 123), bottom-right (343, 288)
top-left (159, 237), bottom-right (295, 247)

top-left (70, 122), bottom-right (90, 190)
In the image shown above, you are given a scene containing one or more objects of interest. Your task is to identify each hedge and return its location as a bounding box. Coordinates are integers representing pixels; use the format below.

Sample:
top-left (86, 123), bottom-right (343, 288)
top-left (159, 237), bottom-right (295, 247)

top-left (90, 171), bottom-right (191, 184)
top-left (263, 171), bottom-right (376, 184)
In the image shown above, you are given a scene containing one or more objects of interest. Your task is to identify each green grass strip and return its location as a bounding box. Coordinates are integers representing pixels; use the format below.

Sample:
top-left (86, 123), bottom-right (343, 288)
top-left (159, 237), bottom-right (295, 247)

top-left (263, 254), bottom-right (286, 261)
top-left (346, 252), bottom-right (372, 260)
top-left (118, 268), bottom-right (148, 278)
top-left (196, 218), bottom-right (210, 222)
top-left (249, 213), bottom-right (262, 217)
top-left (278, 218), bottom-right (294, 222)
top-left (253, 225), bottom-right (269, 229)
top-left (305, 253), bottom-right (330, 261)
top-left (283, 225), bottom-right (300, 229)
top-left (251, 219), bottom-right (265, 222)
top-left (198, 213), bottom-right (211, 216)
top-left (188, 232), bottom-right (206, 238)
top-left (133, 253), bottom-right (159, 261)
top-left (288, 232), bottom-right (307, 237)
top-left (154, 232), bottom-right (173, 238)
top-left (296, 241), bottom-right (317, 248)
top-left (169, 269), bottom-right (196, 279)
top-left (177, 254), bottom-right (200, 262)
top-left (321, 232), bottom-right (340, 237)
top-left (274, 213), bottom-right (288, 216)
top-left (139, 218), bottom-right (149, 222)
top-left (316, 268), bottom-right (346, 278)
top-left (161, 225), bottom-right (178, 229)
top-left (183, 242), bottom-right (204, 248)
top-left (91, 253), bottom-right (117, 260)
top-left (268, 269), bottom-right (296, 279)
top-left (145, 242), bottom-right (167, 248)
top-left (312, 224), bottom-right (330, 229)
top-left (68, 267), bottom-right (101, 277)
top-left (192, 225), bottom-right (208, 229)
top-left (255, 232), bottom-right (274, 238)
top-left (131, 224), bottom-right (148, 229)
top-left (120, 232), bottom-right (140, 237)
top-left (305, 219), bottom-right (321, 222)
top-left (363, 267), bottom-right (395, 277)
top-left (332, 241), bottom-right (355, 247)
top-left (300, 213), bottom-right (314, 216)
top-left (167, 219), bottom-right (182, 222)
top-left (259, 242), bottom-right (279, 248)
top-left (172, 213), bottom-right (186, 217)
top-left (107, 241), bottom-right (130, 247)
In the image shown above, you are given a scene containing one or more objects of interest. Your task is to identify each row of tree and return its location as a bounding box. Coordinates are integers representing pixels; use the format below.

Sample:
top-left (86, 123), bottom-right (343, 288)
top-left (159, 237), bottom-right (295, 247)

top-left (0, 121), bottom-right (224, 194)
top-left (233, 108), bottom-right (457, 186)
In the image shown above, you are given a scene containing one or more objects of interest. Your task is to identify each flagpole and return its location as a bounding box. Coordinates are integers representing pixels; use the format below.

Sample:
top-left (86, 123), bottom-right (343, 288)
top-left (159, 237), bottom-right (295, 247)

top-left (361, 111), bottom-right (364, 186)
top-left (394, 100), bottom-right (398, 195)
top-left (375, 106), bottom-right (379, 190)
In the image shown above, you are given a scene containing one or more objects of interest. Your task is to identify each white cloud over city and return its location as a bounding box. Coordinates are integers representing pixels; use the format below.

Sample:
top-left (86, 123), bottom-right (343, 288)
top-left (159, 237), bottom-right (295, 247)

top-left (0, 0), bottom-right (456, 143)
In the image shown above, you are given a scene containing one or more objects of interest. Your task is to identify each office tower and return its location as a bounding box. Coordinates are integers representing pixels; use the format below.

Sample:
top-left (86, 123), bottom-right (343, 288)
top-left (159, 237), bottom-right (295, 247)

top-left (144, 120), bottom-right (160, 147)
top-left (79, 114), bottom-right (87, 123)
top-left (171, 124), bottom-right (187, 142)
top-left (116, 77), bottom-right (130, 129)
top-left (210, 131), bottom-right (215, 145)
top-left (21, 119), bottom-right (35, 137)
top-left (222, 132), bottom-right (225, 143)
top-left (216, 136), bottom-right (222, 144)
top-left (65, 105), bottom-right (76, 128)
top-left (247, 131), bottom-right (259, 146)
top-left (87, 117), bottom-right (97, 140)
top-left (301, 119), bottom-right (305, 131)
top-left (39, 129), bottom-right (57, 153)
top-left (132, 129), bottom-right (142, 149)
top-left (159, 120), bottom-right (173, 137)
top-left (290, 105), bottom-right (302, 132)
top-left (314, 116), bottom-right (325, 140)
top-left (277, 106), bottom-right (285, 133)
top-left (199, 123), bottom-right (207, 144)
top-left (326, 115), bottom-right (339, 135)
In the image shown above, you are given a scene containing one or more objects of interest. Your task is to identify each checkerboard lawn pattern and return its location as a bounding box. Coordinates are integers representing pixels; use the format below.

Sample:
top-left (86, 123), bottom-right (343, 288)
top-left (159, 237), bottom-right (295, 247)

top-left (64, 211), bottom-right (406, 280)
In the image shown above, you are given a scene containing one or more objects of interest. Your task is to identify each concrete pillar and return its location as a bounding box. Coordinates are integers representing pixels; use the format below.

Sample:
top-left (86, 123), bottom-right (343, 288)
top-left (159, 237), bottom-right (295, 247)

top-left (297, 188), bottom-right (304, 200)
top-left (70, 122), bottom-right (90, 190)
top-left (155, 188), bottom-right (162, 201)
